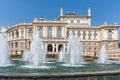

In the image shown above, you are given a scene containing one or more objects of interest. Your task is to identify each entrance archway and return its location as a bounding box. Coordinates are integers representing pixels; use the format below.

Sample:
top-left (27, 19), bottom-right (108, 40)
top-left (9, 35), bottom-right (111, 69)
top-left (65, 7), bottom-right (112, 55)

top-left (47, 44), bottom-right (53, 52)
top-left (58, 44), bottom-right (63, 52)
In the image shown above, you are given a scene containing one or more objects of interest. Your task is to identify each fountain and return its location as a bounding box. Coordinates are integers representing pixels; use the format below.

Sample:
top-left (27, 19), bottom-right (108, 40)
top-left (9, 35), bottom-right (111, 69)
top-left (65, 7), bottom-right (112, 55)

top-left (63, 31), bottom-right (84, 66)
top-left (22, 49), bottom-right (31, 62)
top-left (57, 48), bottom-right (65, 62)
top-left (22, 30), bottom-right (47, 68)
top-left (97, 45), bottom-right (109, 64)
top-left (0, 29), bottom-right (119, 80)
top-left (30, 31), bottom-right (46, 66)
top-left (0, 28), bottom-right (10, 66)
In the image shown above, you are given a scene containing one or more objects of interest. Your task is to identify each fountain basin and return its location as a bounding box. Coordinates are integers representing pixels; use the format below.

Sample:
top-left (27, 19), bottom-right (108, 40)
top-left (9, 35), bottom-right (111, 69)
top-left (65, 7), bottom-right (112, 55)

top-left (0, 60), bottom-right (120, 80)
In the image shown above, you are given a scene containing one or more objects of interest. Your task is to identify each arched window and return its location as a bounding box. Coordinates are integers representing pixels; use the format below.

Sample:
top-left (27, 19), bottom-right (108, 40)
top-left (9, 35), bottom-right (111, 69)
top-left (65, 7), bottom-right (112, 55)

top-left (107, 30), bottom-right (112, 39)
top-left (12, 31), bottom-right (14, 38)
top-left (38, 28), bottom-right (43, 37)
top-left (58, 44), bottom-right (63, 52)
top-left (47, 27), bottom-right (52, 37)
top-left (57, 28), bottom-right (62, 37)
top-left (28, 29), bottom-right (33, 38)
top-left (47, 44), bottom-right (53, 52)
top-left (21, 50), bottom-right (23, 55)
top-left (16, 30), bottom-right (19, 38)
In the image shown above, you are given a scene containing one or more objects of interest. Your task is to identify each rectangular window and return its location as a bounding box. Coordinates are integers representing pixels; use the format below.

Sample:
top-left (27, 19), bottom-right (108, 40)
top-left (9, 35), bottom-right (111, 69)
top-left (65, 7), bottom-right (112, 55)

top-left (71, 20), bottom-right (74, 23)
top-left (11, 43), bottom-right (13, 48)
top-left (77, 20), bottom-right (80, 23)
top-left (47, 27), bottom-right (52, 37)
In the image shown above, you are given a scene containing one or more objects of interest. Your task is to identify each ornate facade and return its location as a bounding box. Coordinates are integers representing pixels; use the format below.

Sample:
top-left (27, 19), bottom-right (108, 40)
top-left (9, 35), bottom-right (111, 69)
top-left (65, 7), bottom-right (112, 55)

top-left (6, 8), bottom-right (119, 59)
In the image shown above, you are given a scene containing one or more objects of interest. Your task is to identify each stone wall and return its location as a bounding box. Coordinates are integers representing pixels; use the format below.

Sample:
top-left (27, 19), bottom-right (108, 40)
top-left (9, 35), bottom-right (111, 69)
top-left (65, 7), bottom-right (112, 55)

top-left (0, 71), bottom-right (120, 80)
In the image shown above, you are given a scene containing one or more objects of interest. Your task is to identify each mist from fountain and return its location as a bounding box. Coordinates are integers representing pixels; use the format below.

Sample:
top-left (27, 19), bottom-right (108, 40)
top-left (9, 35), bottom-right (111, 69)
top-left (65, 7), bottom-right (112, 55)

top-left (0, 28), bottom-right (10, 66)
top-left (22, 30), bottom-right (47, 68)
top-left (57, 48), bottom-right (65, 62)
top-left (97, 45), bottom-right (109, 64)
top-left (22, 49), bottom-right (31, 62)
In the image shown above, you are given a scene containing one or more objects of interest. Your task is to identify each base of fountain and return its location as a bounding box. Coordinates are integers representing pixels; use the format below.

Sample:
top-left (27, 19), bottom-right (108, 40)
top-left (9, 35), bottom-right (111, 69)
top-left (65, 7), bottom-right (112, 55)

top-left (0, 70), bottom-right (120, 80)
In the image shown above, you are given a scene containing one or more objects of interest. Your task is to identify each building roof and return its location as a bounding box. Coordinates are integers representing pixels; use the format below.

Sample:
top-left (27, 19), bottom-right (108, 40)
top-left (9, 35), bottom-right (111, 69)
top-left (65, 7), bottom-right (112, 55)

top-left (59, 11), bottom-right (90, 19)
top-left (65, 12), bottom-right (77, 15)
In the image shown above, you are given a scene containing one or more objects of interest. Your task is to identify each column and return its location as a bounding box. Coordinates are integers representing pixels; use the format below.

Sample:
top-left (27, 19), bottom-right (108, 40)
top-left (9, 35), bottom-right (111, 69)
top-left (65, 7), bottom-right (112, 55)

top-left (63, 44), bottom-right (66, 53)
top-left (81, 31), bottom-right (83, 40)
top-left (112, 30), bottom-right (115, 40)
top-left (23, 27), bottom-right (26, 38)
top-left (115, 29), bottom-right (118, 40)
top-left (45, 26), bottom-right (47, 37)
top-left (43, 27), bottom-right (45, 37)
top-left (45, 44), bottom-right (48, 53)
top-left (54, 44), bottom-right (56, 53)
top-left (63, 26), bottom-right (65, 38)
top-left (56, 44), bottom-right (58, 53)
top-left (92, 31), bottom-right (94, 40)
top-left (14, 31), bottom-right (16, 38)
top-left (86, 31), bottom-right (88, 40)
top-left (26, 29), bottom-right (28, 39)
top-left (52, 26), bottom-right (55, 37)
top-left (75, 30), bottom-right (77, 36)
top-left (10, 32), bottom-right (12, 39)
top-left (52, 44), bottom-right (54, 54)
top-left (62, 27), bottom-right (64, 38)
top-left (105, 30), bottom-right (107, 40)
top-left (103, 29), bottom-right (105, 40)
top-left (65, 26), bottom-right (67, 38)
top-left (55, 26), bottom-right (57, 37)
top-left (64, 27), bottom-right (66, 38)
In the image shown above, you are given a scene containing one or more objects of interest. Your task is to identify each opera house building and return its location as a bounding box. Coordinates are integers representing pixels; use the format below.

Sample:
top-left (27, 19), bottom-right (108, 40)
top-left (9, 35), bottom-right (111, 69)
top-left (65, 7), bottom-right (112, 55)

top-left (5, 8), bottom-right (119, 59)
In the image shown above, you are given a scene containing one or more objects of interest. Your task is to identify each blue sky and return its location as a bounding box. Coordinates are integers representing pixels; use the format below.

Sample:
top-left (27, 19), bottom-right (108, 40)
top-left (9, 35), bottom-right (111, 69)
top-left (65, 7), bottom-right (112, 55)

top-left (0, 0), bottom-right (120, 27)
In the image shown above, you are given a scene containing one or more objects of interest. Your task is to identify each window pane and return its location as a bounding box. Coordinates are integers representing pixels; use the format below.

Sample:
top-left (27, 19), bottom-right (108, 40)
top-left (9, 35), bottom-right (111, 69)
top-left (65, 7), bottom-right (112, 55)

top-left (47, 28), bottom-right (52, 37)
top-left (38, 28), bottom-right (43, 37)
top-left (57, 28), bottom-right (62, 37)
